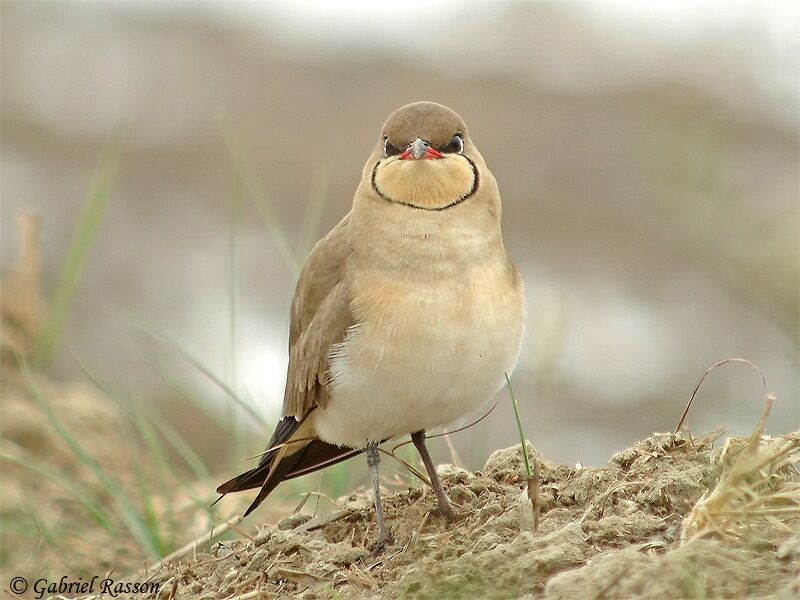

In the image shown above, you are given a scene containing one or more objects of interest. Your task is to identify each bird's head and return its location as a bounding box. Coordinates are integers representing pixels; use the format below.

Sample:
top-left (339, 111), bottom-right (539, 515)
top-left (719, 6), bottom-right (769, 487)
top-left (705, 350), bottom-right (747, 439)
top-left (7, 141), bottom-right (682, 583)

top-left (369, 102), bottom-right (481, 211)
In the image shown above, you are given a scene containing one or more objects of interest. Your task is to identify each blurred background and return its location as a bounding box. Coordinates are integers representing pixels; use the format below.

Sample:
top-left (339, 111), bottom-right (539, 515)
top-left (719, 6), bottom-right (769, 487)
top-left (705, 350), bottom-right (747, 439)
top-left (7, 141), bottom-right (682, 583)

top-left (1, 0), bottom-right (798, 581)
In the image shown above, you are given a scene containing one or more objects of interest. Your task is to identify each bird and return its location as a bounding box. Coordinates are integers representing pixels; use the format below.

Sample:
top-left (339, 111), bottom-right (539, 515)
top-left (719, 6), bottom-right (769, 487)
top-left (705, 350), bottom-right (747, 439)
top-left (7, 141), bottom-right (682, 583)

top-left (216, 101), bottom-right (525, 549)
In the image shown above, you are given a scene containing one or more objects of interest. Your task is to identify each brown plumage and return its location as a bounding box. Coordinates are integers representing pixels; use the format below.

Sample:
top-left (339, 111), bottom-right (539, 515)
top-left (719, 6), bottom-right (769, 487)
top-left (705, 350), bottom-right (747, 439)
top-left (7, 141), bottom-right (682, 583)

top-left (216, 102), bottom-right (524, 534)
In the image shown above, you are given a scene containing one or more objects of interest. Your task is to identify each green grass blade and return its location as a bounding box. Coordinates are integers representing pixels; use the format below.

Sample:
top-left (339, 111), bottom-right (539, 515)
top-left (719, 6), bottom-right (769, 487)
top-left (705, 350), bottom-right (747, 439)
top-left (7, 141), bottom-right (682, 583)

top-left (71, 352), bottom-right (217, 520)
top-left (136, 346), bottom-right (265, 479)
top-left (0, 452), bottom-right (115, 533)
top-left (146, 405), bottom-right (214, 482)
top-left (226, 166), bottom-right (243, 446)
top-left (136, 346), bottom-right (236, 433)
top-left (113, 311), bottom-right (268, 430)
top-left (505, 373), bottom-right (532, 479)
top-left (219, 126), bottom-right (302, 276)
top-left (34, 145), bottom-right (119, 368)
top-left (20, 362), bottom-right (161, 557)
top-left (298, 166), bottom-right (330, 257)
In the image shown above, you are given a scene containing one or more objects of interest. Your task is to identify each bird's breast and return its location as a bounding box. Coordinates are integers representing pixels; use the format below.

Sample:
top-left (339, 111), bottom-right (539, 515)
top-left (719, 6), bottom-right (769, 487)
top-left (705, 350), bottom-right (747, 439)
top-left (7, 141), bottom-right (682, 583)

top-left (315, 222), bottom-right (524, 447)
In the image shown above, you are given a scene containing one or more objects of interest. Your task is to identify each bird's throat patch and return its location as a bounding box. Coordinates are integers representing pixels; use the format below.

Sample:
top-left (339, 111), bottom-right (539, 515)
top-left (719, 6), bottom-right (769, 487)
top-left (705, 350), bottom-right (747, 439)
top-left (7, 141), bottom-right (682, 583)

top-left (371, 155), bottom-right (478, 211)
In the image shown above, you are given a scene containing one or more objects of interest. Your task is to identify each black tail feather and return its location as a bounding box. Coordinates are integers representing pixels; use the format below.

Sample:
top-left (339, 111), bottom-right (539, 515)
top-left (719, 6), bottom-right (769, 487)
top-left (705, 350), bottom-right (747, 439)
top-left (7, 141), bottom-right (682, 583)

top-left (215, 413), bottom-right (365, 516)
top-left (242, 445), bottom-right (308, 516)
top-left (216, 415), bottom-right (304, 496)
top-left (216, 463), bottom-right (271, 495)
top-left (241, 440), bottom-right (364, 516)
top-left (258, 416), bottom-right (302, 467)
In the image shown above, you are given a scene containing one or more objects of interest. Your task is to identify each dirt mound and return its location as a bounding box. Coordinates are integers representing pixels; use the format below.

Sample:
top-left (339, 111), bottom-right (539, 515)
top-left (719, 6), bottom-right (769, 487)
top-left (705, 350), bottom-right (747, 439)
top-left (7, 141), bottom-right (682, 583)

top-left (139, 430), bottom-right (799, 599)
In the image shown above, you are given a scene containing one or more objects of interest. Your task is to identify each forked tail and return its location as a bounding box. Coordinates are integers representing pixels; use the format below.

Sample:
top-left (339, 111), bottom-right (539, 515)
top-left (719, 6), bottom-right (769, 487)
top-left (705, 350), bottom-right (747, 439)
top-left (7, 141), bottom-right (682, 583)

top-left (215, 414), bottom-right (363, 516)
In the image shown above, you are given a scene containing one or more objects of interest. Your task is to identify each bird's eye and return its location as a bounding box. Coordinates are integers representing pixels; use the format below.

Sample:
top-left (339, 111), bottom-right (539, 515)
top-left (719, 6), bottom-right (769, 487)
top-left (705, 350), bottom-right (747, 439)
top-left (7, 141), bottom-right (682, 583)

top-left (384, 138), bottom-right (399, 157)
top-left (444, 134), bottom-right (464, 154)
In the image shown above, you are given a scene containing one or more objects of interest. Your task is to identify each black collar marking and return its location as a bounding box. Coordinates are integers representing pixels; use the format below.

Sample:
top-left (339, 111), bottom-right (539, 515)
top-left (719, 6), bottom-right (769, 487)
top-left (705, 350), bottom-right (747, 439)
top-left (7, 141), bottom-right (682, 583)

top-left (370, 156), bottom-right (480, 212)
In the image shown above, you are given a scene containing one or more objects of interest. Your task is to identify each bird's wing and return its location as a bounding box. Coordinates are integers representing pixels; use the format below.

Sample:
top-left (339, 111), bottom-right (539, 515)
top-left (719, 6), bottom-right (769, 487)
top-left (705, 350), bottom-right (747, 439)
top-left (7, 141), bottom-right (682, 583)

top-left (282, 212), bottom-right (353, 419)
top-left (214, 214), bottom-right (355, 515)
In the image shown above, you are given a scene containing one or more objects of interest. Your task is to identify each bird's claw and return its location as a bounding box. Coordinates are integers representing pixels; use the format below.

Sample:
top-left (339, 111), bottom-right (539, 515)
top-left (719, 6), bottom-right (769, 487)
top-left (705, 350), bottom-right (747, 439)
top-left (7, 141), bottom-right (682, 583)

top-left (370, 534), bottom-right (394, 556)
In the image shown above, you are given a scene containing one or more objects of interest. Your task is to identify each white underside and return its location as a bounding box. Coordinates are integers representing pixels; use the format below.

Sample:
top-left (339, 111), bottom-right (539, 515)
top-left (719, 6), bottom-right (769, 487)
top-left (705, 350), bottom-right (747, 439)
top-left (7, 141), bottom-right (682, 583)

top-left (311, 279), bottom-right (523, 448)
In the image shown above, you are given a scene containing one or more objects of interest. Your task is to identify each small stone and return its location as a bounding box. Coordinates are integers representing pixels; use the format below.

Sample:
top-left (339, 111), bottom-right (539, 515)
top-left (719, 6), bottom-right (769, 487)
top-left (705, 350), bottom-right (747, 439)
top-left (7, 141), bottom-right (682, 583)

top-left (448, 483), bottom-right (478, 506)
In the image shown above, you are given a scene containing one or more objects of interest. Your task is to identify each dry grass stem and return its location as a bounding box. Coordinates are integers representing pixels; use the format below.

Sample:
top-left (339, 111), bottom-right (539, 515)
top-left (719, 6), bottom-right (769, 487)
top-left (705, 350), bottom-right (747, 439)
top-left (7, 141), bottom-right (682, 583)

top-left (681, 395), bottom-right (800, 543)
top-left (675, 358), bottom-right (768, 434)
top-left (155, 516), bottom-right (243, 569)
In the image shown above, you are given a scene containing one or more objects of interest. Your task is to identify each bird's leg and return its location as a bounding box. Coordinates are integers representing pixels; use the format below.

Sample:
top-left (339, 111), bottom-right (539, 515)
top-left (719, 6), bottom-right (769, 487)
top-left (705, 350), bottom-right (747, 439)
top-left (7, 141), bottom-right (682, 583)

top-left (411, 430), bottom-right (456, 521)
top-left (366, 442), bottom-right (392, 551)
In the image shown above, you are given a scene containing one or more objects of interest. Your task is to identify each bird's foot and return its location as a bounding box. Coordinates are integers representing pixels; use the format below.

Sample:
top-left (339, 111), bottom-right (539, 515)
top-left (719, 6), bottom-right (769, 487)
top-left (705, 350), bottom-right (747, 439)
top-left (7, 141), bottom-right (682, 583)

top-left (435, 504), bottom-right (457, 523)
top-left (370, 534), bottom-right (395, 556)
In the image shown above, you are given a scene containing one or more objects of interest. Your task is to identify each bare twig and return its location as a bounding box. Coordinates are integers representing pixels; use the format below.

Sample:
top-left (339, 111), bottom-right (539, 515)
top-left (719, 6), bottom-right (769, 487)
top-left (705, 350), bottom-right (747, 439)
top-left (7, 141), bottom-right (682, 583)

top-left (674, 358), bottom-right (768, 434)
top-left (219, 589), bottom-right (263, 600)
top-left (532, 457), bottom-right (541, 531)
top-left (292, 509), bottom-right (349, 533)
top-left (442, 431), bottom-right (463, 469)
top-left (382, 393), bottom-right (504, 485)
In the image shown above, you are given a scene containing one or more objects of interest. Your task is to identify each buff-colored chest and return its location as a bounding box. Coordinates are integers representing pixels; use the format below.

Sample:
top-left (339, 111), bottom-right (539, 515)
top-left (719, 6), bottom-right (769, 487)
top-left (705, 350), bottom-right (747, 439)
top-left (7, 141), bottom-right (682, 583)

top-left (312, 211), bottom-right (524, 447)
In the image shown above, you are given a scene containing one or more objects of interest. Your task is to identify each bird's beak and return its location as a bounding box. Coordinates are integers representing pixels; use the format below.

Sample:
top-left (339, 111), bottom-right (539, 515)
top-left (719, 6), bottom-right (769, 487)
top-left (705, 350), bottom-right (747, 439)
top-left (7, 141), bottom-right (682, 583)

top-left (399, 138), bottom-right (443, 161)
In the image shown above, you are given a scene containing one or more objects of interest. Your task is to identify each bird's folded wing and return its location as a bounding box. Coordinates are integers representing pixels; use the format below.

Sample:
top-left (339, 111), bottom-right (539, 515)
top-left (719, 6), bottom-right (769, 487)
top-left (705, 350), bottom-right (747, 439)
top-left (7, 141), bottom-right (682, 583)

top-left (282, 213), bottom-right (353, 419)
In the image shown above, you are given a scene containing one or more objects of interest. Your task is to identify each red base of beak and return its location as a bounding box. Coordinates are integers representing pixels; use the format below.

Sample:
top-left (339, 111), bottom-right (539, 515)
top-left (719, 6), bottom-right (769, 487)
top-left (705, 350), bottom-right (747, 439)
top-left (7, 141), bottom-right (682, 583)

top-left (399, 147), bottom-right (443, 160)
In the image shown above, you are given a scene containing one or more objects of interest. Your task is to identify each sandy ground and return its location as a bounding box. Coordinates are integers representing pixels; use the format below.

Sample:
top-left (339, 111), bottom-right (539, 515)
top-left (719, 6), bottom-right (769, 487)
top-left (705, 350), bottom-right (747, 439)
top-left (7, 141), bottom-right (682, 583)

top-left (136, 430), bottom-right (799, 600)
